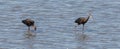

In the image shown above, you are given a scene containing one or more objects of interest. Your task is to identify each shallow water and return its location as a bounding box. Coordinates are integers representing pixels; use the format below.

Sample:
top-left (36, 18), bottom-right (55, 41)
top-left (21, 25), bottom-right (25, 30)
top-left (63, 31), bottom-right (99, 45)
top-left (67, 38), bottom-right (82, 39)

top-left (0, 0), bottom-right (120, 49)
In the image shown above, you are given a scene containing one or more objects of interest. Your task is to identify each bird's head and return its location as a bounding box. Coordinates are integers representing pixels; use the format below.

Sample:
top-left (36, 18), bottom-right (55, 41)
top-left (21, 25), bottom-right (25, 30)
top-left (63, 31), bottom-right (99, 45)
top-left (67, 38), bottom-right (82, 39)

top-left (88, 11), bottom-right (92, 18)
top-left (32, 25), bottom-right (37, 31)
top-left (88, 11), bottom-right (95, 23)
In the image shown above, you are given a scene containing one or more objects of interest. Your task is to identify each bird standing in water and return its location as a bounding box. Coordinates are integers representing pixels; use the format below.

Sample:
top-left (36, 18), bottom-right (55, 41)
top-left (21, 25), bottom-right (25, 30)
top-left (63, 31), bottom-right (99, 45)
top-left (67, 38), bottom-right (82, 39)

top-left (75, 12), bottom-right (94, 33)
top-left (22, 18), bottom-right (36, 31)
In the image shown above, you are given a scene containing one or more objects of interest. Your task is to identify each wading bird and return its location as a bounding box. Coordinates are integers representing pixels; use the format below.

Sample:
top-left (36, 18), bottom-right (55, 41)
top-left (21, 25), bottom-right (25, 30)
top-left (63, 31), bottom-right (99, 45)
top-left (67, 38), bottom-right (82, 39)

top-left (75, 12), bottom-right (94, 33)
top-left (22, 18), bottom-right (36, 31)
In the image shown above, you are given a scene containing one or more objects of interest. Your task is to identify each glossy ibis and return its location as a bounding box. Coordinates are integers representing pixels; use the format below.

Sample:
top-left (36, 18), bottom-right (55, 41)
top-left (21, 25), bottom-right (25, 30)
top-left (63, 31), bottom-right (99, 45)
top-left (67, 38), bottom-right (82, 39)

top-left (22, 18), bottom-right (36, 31)
top-left (75, 12), bottom-right (94, 33)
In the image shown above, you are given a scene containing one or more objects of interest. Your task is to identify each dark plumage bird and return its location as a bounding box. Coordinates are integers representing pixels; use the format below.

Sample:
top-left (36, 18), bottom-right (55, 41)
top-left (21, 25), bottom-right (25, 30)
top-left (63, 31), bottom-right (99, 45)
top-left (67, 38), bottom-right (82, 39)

top-left (22, 18), bottom-right (36, 31)
top-left (75, 12), bottom-right (93, 33)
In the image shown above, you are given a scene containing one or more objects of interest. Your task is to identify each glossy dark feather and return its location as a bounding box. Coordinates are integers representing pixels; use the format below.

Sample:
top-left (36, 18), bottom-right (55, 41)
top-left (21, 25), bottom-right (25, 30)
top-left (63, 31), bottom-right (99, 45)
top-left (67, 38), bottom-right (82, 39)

top-left (22, 19), bottom-right (34, 27)
top-left (22, 18), bottom-right (36, 31)
top-left (75, 17), bottom-right (87, 25)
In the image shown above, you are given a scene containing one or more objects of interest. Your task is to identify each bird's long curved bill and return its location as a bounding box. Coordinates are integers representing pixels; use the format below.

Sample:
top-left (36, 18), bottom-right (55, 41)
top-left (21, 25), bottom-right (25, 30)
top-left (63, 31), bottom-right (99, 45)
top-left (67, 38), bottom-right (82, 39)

top-left (32, 25), bottom-right (36, 31)
top-left (91, 15), bottom-right (95, 23)
top-left (88, 10), bottom-right (95, 23)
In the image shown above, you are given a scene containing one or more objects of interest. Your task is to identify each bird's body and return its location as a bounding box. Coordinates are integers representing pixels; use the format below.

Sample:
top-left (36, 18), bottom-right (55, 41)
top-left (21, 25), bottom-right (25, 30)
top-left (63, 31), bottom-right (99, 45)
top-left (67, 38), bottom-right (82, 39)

top-left (75, 16), bottom-right (90, 25)
top-left (75, 13), bottom-right (92, 33)
top-left (22, 18), bottom-right (36, 31)
top-left (22, 19), bottom-right (34, 27)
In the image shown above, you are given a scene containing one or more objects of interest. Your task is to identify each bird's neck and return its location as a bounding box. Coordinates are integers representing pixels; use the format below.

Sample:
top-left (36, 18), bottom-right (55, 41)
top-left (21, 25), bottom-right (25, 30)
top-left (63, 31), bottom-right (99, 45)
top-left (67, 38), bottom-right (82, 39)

top-left (85, 15), bottom-right (90, 22)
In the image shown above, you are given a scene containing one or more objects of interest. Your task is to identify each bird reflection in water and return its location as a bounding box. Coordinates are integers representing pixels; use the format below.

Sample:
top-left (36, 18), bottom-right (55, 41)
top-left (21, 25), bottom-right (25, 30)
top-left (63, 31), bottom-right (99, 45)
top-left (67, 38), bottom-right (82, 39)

top-left (75, 32), bottom-right (89, 41)
top-left (25, 31), bottom-right (36, 39)
top-left (23, 32), bottom-right (36, 49)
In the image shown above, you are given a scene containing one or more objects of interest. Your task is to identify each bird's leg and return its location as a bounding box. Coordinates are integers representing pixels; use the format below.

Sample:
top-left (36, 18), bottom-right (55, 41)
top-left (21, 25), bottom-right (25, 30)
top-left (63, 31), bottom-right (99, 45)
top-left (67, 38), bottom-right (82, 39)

top-left (82, 24), bottom-right (85, 33)
top-left (27, 27), bottom-right (33, 35)
top-left (28, 27), bottom-right (30, 31)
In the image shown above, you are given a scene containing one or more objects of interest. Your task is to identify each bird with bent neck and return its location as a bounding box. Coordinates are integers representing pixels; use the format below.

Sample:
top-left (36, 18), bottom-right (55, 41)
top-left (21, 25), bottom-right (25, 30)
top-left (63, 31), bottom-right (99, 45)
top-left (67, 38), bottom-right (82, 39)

top-left (75, 12), bottom-right (94, 33)
top-left (22, 18), bottom-right (37, 31)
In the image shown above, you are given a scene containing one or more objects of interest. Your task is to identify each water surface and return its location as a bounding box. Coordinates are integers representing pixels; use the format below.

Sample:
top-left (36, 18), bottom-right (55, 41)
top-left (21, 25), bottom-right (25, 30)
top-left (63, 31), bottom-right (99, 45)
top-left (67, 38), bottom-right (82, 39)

top-left (0, 0), bottom-right (120, 49)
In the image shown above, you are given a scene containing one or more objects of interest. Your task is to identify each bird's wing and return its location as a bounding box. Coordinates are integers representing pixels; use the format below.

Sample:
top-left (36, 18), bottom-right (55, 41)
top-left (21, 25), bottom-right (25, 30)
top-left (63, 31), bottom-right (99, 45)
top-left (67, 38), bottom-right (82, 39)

top-left (75, 17), bottom-right (84, 23)
top-left (27, 19), bottom-right (34, 25)
top-left (80, 17), bottom-right (86, 22)
top-left (22, 19), bottom-right (34, 25)
top-left (75, 17), bottom-right (87, 25)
